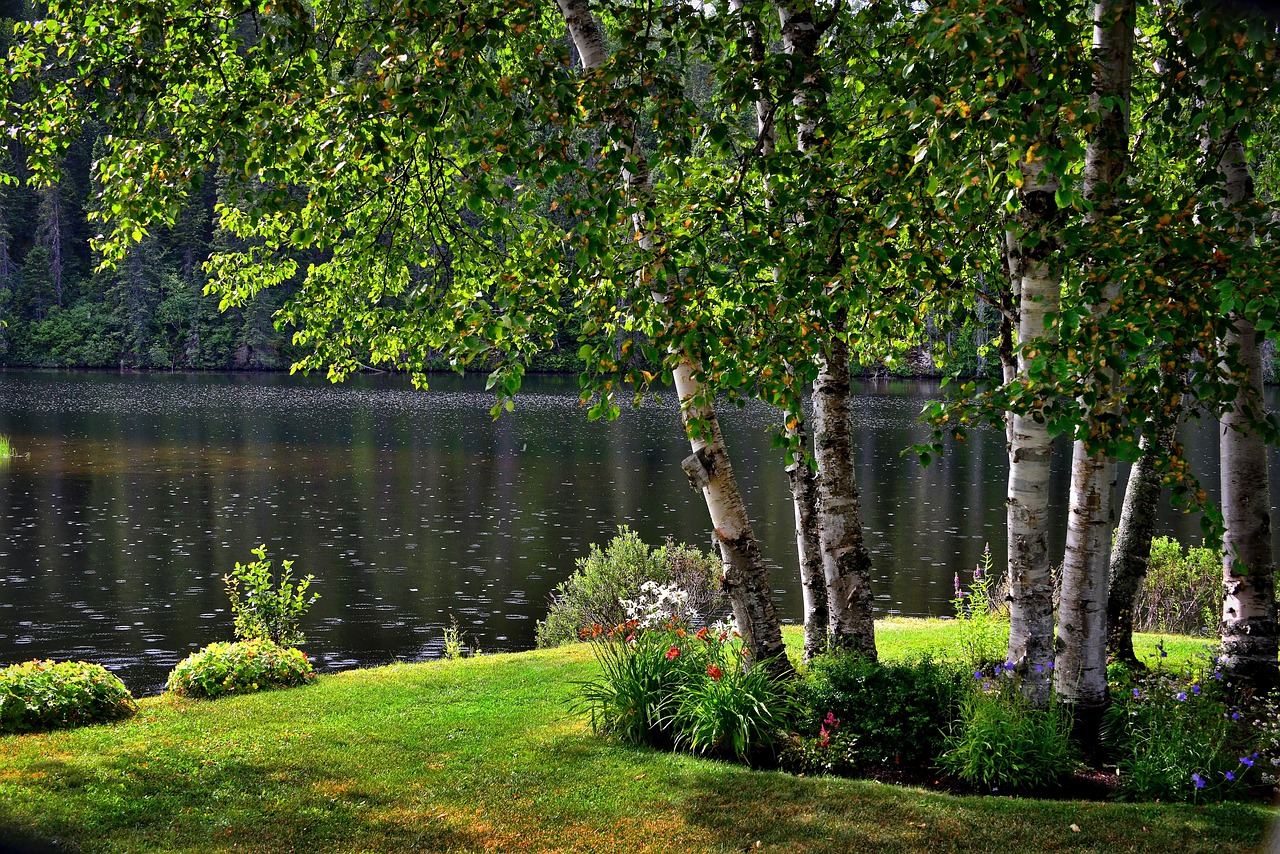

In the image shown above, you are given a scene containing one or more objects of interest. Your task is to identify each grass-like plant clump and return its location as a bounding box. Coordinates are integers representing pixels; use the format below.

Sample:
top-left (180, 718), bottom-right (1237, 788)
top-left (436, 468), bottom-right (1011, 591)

top-left (937, 663), bottom-right (1075, 792)
top-left (0, 659), bottom-right (136, 734)
top-left (1103, 645), bottom-right (1278, 802)
top-left (166, 639), bottom-right (315, 699)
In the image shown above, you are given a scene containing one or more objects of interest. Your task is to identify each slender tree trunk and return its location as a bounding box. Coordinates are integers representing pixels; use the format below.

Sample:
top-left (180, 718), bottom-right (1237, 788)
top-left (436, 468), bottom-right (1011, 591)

top-left (1005, 160), bottom-right (1060, 704)
top-left (556, 0), bottom-right (791, 675)
top-left (1218, 131), bottom-right (1277, 689)
top-left (676, 362), bottom-right (791, 673)
top-left (777, 0), bottom-right (878, 657)
top-left (1107, 421), bottom-right (1174, 665)
top-left (786, 412), bottom-right (828, 661)
top-left (812, 331), bottom-right (877, 658)
top-left (1054, 0), bottom-right (1134, 730)
top-left (732, 0), bottom-right (825, 659)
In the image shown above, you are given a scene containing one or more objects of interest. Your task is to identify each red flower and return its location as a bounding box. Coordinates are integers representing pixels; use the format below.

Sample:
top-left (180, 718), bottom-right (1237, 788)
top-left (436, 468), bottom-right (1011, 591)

top-left (706, 664), bottom-right (723, 681)
top-left (665, 646), bottom-right (680, 660)
top-left (695, 627), bottom-right (710, 642)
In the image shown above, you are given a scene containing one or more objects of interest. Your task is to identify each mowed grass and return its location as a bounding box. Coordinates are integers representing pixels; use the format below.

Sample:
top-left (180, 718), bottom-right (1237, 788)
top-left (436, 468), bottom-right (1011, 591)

top-left (0, 621), bottom-right (1273, 853)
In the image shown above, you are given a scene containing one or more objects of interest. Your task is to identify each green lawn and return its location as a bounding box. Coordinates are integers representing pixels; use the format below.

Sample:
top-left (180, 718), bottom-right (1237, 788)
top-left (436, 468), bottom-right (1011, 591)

top-left (0, 621), bottom-right (1272, 853)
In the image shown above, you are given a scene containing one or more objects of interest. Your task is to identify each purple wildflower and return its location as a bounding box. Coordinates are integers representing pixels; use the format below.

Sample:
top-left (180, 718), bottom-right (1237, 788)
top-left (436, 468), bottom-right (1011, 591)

top-left (1132, 688), bottom-right (1141, 699)
top-left (1225, 771), bottom-right (1236, 782)
top-left (1192, 773), bottom-right (1205, 789)
top-left (1191, 684), bottom-right (1201, 696)
top-left (1176, 692), bottom-right (1188, 702)
top-left (1242, 756), bottom-right (1255, 768)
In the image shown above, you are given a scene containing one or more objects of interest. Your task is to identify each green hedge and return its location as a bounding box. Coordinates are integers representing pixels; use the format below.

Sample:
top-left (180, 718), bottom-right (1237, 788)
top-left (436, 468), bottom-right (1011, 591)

top-left (0, 660), bottom-right (136, 734)
top-left (167, 639), bottom-right (316, 699)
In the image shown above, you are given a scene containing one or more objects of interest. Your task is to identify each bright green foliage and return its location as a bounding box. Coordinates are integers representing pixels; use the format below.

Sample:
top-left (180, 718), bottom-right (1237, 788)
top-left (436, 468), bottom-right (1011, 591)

top-left (673, 638), bottom-right (799, 763)
top-left (950, 546), bottom-right (1009, 670)
top-left (0, 659), bottom-right (135, 734)
top-left (792, 653), bottom-right (966, 771)
top-left (536, 527), bottom-right (723, 648)
top-left (1137, 537), bottom-right (1223, 636)
top-left (577, 623), bottom-right (796, 762)
top-left (575, 626), bottom-right (704, 746)
top-left (0, 434), bottom-right (14, 459)
top-left (939, 667), bottom-right (1075, 792)
top-left (166, 639), bottom-right (315, 700)
top-left (224, 544), bottom-right (318, 647)
top-left (1103, 653), bottom-right (1265, 802)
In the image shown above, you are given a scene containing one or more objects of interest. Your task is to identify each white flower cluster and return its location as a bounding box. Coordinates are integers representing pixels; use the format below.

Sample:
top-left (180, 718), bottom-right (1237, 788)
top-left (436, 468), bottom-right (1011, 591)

top-left (621, 581), bottom-right (698, 629)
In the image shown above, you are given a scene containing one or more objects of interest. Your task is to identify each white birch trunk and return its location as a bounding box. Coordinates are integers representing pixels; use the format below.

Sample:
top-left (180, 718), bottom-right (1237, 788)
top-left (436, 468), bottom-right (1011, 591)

top-left (556, 0), bottom-right (791, 674)
top-left (732, 0), bottom-right (824, 658)
top-left (786, 413), bottom-right (828, 661)
top-left (777, 0), bottom-right (878, 656)
top-left (1006, 163), bottom-right (1060, 703)
top-left (812, 333), bottom-right (877, 657)
top-left (1053, 0), bottom-right (1134, 724)
top-left (1218, 132), bottom-right (1277, 688)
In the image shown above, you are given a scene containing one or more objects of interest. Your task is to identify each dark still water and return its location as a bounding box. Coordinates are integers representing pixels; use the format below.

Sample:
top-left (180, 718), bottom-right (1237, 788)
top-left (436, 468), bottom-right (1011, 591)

top-left (1, 370), bottom-right (1276, 694)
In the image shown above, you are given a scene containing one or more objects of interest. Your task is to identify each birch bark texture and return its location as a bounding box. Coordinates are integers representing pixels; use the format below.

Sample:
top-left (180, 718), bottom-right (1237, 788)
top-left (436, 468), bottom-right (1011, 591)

top-left (1054, 0), bottom-right (1135, 719)
top-left (730, 0), bottom-right (826, 661)
top-left (555, 0), bottom-right (791, 674)
top-left (1107, 422), bottom-right (1174, 664)
top-left (1005, 157), bottom-right (1061, 704)
top-left (1218, 131), bottom-right (1277, 688)
top-left (777, 0), bottom-right (878, 658)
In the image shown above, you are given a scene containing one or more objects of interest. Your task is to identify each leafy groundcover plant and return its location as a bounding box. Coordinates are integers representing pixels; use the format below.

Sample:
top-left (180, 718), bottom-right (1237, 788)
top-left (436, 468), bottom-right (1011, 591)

top-left (0, 659), bottom-right (136, 734)
top-left (576, 620), bottom-right (796, 765)
top-left (938, 663), bottom-right (1075, 792)
top-left (167, 639), bottom-right (315, 700)
top-left (782, 652), bottom-right (966, 776)
top-left (1104, 647), bottom-right (1276, 803)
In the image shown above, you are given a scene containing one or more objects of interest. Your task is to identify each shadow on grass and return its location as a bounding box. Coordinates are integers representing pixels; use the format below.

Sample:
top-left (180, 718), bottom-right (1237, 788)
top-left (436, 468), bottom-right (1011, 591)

top-left (0, 746), bottom-right (498, 853)
top-left (672, 762), bottom-right (1274, 854)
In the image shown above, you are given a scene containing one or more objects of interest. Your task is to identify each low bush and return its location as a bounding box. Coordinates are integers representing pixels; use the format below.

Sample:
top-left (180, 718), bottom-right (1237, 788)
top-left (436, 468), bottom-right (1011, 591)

top-left (224, 544), bottom-right (319, 647)
top-left (576, 622), bottom-right (796, 763)
top-left (536, 527), bottom-right (726, 648)
top-left (937, 665), bottom-right (1074, 792)
top-left (0, 660), bottom-right (136, 734)
top-left (1104, 649), bottom-right (1271, 802)
top-left (784, 652), bottom-right (965, 775)
top-left (1133, 537), bottom-right (1221, 636)
top-left (167, 639), bottom-right (315, 699)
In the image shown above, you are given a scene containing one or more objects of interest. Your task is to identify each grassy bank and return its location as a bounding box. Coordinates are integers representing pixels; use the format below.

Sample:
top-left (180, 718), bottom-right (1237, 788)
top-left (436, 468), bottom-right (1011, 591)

top-left (0, 621), bottom-right (1272, 853)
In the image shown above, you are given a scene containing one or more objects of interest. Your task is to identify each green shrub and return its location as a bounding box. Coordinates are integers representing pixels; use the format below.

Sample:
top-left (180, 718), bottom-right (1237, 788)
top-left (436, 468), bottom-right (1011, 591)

top-left (1104, 652), bottom-right (1265, 802)
top-left (167, 639), bottom-right (315, 699)
top-left (1134, 537), bottom-right (1221, 636)
top-left (938, 666), bottom-right (1074, 791)
top-left (224, 544), bottom-right (319, 647)
top-left (787, 652), bottom-right (965, 774)
top-left (0, 660), bottom-right (136, 734)
top-left (536, 527), bottom-right (725, 648)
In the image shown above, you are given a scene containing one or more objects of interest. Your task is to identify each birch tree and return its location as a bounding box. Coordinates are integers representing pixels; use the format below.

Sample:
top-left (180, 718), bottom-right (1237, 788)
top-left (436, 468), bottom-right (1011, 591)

top-left (1054, 0), bottom-right (1137, 725)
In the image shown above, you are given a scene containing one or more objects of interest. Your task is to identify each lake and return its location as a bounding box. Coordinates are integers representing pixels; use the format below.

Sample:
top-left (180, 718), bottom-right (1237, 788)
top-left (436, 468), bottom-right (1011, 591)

top-left (0, 370), bottom-right (1272, 693)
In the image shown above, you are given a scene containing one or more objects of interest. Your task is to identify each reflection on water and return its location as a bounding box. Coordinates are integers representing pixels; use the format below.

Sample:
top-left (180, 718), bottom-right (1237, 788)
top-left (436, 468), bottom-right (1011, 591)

top-left (0, 370), bottom-right (1275, 694)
